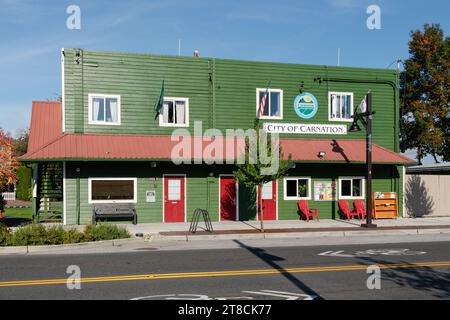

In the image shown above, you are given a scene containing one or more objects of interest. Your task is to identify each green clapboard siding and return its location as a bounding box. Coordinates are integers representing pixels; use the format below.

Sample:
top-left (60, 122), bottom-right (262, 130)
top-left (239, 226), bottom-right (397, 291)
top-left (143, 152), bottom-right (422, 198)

top-left (63, 162), bottom-right (401, 225)
top-left (63, 49), bottom-right (399, 152)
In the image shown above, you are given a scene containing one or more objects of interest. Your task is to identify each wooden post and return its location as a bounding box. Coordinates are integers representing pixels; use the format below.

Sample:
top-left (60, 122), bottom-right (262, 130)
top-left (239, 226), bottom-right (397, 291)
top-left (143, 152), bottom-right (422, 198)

top-left (32, 163), bottom-right (39, 222)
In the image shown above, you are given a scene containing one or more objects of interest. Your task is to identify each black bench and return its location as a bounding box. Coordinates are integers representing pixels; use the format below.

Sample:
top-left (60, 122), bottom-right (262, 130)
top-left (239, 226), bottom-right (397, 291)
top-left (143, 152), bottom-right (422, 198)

top-left (92, 203), bottom-right (137, 225)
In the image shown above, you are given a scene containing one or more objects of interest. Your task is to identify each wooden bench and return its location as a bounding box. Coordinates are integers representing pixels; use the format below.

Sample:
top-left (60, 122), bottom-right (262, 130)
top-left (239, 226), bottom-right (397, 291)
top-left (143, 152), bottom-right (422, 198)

top-left (92, 203), bottom-right (137, 225)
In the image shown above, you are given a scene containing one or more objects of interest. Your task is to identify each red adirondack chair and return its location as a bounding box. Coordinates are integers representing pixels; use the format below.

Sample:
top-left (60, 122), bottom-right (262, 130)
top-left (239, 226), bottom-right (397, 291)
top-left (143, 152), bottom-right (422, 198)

top-left (338, 200), bottom-right (360, 221)
top-left (297, 200), bottom-right (319, 222)
top-left (353, 199), bottom-right (374, 220)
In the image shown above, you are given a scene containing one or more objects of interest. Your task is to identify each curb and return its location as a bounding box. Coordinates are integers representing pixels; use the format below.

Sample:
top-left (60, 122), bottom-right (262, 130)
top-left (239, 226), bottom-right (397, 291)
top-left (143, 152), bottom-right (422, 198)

top-left (157, 227), bottom-right (450, 242)
top-left (0, 237), bottom-right (142, 255)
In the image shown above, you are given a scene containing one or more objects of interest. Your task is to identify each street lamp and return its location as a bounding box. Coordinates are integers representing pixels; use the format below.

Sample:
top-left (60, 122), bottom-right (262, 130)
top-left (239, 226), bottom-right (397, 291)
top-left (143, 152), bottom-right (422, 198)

top-left (350, 92), bottom-right (377, 228)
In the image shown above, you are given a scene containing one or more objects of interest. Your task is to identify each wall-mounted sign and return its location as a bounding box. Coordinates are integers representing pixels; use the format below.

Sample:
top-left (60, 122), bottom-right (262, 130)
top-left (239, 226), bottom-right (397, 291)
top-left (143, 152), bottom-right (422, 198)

top-left (146, 191), bottom-right (156, 203)
top-left (294, 93), bottom-right (318, 119)
top-left (263, 123), bottom-right (347, 135)
top-left (314, 181), bottom-right (336, 201)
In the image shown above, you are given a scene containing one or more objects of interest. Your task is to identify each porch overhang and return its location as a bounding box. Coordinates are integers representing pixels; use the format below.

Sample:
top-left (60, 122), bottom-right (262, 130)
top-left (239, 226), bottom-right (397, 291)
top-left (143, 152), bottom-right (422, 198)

top-left (19, 133), bottom-right (416, 165)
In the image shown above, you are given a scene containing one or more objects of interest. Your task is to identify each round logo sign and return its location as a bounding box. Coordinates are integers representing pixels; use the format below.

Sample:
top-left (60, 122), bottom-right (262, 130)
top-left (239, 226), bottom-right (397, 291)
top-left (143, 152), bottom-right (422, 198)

top-left (294, 93), bottom-right (318, 119)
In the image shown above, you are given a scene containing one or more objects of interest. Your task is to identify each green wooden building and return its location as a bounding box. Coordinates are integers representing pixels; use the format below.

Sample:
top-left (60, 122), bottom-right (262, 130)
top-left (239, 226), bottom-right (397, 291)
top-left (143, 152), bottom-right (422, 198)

top-left (20, 48), bottom-right (415, 225)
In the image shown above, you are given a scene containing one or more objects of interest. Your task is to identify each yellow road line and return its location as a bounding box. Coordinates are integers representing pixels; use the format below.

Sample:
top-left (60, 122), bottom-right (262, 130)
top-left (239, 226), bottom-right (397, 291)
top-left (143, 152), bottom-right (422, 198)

top-left (0, 261), bottom-right (449, 288)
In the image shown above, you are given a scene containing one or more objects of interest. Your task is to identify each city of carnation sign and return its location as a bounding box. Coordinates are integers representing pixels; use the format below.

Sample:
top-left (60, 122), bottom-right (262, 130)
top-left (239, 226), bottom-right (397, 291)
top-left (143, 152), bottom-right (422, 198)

top-left (263, 123), bottom-right (348, 135)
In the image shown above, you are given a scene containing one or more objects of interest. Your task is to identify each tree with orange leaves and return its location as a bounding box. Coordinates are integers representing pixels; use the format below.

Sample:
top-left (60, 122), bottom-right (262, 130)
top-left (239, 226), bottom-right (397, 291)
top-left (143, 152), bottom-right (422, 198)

top-left (0, 128), bottom-right (19, 190)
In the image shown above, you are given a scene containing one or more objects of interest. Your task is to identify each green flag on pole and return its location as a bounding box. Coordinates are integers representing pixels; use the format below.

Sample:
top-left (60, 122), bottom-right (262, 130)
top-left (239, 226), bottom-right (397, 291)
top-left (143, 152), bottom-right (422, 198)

top-left (154, 80), bottom-right (165, 120)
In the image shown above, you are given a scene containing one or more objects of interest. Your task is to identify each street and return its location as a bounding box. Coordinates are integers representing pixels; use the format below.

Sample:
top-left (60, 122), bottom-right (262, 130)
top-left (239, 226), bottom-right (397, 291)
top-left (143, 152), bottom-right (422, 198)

top-left (0, 239), bottom-right (449, 300)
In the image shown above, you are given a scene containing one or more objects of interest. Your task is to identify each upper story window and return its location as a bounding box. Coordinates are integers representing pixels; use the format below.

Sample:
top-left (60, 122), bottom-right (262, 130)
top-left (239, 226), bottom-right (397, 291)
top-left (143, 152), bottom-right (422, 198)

top-left (256, 88), bottom-right (283, 120)
top-left (88, 94), bottom-right (121, 125)
top-left (159, 97), bottom-right (189, 127)
top-left (329, 92), bottom-right (354, 122)
top-left (339, 177), bottom-right (365, 200)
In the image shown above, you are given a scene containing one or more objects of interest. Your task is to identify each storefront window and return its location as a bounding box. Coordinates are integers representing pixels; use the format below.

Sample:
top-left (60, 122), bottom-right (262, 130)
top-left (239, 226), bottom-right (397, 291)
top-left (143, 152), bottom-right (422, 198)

top-left (339, 177), bottom-right (365, 199)
top-left (89, 178), bottom-right (137, 203)
top-left (284, 177), bottom-right (311, 200)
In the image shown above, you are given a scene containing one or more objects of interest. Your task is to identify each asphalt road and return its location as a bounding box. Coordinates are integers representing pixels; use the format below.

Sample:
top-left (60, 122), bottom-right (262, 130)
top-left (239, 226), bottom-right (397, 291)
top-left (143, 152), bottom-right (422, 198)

top-left (0, 240), bottom-right (449, 300)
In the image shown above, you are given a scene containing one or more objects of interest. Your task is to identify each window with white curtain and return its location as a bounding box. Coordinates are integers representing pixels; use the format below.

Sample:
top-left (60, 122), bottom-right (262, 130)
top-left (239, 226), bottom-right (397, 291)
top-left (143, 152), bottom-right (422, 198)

top-left (329, 92), bottom-right (354, 121)
top-left (159, 97), bottom-right (189, 127)
top-left (88, 94), bottom-right (121, 125)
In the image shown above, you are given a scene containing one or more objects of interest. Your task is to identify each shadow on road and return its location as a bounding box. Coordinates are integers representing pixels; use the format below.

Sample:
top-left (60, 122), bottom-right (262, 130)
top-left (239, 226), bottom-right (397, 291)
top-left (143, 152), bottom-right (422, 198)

top-left (233, 240), bottom-right (324, 300)
top-left (356, 256), bottom-right (450, 299)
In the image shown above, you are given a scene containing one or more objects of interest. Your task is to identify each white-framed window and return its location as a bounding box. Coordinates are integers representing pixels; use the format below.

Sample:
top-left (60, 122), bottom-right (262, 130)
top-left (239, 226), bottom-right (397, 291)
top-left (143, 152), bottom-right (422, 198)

top-left (88, 178), bottom-right (137, 204)
top-left (256, 88), bottom-right (283, 119)
top-left (284, 177), bottom-right (311, 200)
top-left (159, 97), bottom-right (189, 127)
top-left (329, 92), bottom-right (354, 122)
top-left (88, 94), bottom-right (121, 125)
top-left (338, 177), bottom-right (365, 200)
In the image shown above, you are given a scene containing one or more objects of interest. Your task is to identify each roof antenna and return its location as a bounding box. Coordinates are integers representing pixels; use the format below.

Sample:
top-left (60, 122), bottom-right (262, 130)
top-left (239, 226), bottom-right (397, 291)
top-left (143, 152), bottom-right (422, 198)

top-left (337, 48), bottom-right (341, 67)
top-left (178, 39), bottom-right (181, 56)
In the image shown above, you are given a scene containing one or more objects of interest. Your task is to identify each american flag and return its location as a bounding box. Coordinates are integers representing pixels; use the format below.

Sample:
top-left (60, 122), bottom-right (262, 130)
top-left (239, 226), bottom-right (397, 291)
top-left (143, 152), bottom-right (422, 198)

top-left (258, 82), bottom-right (271, 118)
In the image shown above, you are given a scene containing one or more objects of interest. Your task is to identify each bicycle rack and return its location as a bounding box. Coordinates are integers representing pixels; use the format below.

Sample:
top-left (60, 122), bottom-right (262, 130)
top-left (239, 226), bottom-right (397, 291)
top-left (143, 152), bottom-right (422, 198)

top-left (189, 208), bottom-right (214, 234)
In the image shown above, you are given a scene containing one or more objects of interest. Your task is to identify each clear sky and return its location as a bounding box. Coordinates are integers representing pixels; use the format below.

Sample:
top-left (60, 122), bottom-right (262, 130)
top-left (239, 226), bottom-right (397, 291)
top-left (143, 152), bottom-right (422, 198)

top-left (0, 0), bottom-right (449, 140)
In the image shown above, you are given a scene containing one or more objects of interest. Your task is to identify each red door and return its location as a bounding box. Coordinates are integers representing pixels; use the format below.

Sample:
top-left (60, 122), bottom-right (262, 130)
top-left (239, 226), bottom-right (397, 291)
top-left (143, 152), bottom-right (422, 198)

top-left (164, 176), bottom-right (185, 223)
top-left (220, 176), bottom-right (237, 221)
top-left (258, 180), bottom-right (277, 221)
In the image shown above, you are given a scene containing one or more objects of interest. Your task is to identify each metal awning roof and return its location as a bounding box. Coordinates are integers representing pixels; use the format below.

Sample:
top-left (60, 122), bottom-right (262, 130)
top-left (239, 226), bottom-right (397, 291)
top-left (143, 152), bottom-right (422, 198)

top-left (20, 101), bottom-right (415, 165)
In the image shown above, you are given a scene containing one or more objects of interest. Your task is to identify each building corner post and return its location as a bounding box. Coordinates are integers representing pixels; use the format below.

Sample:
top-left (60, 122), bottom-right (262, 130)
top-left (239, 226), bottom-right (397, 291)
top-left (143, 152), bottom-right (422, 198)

top-left (31, 163), bottom-right (39, 223)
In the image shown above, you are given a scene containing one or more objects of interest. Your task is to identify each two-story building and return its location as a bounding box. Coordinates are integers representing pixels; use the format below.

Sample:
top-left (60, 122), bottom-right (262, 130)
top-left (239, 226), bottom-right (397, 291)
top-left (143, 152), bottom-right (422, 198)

top-left (20, 49), bottom-right (415, 225)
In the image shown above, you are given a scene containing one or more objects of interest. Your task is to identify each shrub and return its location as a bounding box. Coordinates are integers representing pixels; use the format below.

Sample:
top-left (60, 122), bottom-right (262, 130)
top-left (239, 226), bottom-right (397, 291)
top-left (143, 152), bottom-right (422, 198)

top-left (10, 224), bottom-right (48, 246)
top-left (84, 224), bottom-right (130, 242)
top-left (44, 225), bottom-right (66, 245)
top-left (0, 223), bottom-right (130, 247)
top-left (0, 224), bottom-right (12, 246)
top-left (16, 166), bottom-right (32, 201)
top-left (62, 228), bottom-right (86, 244)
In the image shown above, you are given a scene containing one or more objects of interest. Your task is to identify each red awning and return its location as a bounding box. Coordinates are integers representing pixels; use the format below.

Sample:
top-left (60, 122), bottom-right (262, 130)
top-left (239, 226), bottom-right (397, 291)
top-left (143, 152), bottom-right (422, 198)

top-left (21, 101), bottom-right (415, 164)
top-left (20, 133), bottom-right (415, 164)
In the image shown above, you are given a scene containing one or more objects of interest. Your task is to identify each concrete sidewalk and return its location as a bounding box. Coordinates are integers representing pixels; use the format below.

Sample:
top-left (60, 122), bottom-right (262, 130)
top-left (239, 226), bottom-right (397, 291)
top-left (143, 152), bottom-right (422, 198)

top-left (120, 217), bottom-right (450, 241)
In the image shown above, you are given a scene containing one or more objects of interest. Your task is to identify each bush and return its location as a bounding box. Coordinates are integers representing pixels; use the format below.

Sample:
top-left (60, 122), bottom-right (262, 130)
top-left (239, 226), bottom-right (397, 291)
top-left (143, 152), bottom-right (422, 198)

top-left (0, 223), bottom-right (130, 247)
top-left (83, 224), bottom-right (130, 242)
top-left (11, 224), bottom-right (48, 246)
top-left (62, 228), bottom-right (86, 244)
top-left (16, 166), bottom-right (32, 201)
top-left (0, 224), bottom-right (12, 246)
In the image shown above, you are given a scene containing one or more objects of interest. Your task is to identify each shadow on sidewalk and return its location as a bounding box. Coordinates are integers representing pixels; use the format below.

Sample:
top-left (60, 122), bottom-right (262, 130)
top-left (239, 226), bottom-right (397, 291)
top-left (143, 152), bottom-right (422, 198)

top-left (233, 240), bottom-right (324, 300)
top-left (0, 217), bottom-right (32, 228)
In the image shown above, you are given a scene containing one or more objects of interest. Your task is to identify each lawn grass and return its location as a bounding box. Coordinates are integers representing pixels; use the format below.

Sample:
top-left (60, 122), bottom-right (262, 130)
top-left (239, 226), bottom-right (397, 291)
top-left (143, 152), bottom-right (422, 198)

top-left (3, 207), bottom-right (33, 220)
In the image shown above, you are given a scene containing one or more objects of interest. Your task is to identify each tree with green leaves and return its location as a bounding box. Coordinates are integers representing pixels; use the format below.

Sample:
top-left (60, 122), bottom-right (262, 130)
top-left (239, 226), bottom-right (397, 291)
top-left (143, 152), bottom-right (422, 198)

top-left (234, 120), bottom-right (293, 232)
top-left (400, 24), bottom-right (450, 164)
top-left (14, 128), bottom-right (29, 157)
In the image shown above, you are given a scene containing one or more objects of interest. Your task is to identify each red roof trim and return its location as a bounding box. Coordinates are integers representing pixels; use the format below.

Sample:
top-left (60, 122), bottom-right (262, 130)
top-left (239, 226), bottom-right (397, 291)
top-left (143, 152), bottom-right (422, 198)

top-left (20, 133), bottom-right (416, 164)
